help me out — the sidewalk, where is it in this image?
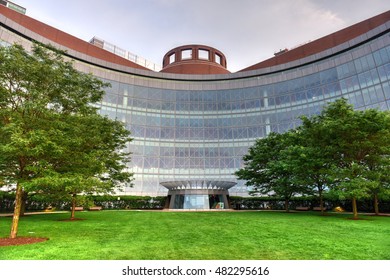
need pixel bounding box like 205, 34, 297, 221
0, 211, 68, 217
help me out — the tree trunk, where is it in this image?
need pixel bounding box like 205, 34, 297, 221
319, 188, 325, 216
10, 183, 23, 239
285, 199, 290, 213
352, 197, 358, 220
374, 193, 379, 216
71, 194, 76, 220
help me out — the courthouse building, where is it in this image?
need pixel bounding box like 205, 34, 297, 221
1, 5, 390, 209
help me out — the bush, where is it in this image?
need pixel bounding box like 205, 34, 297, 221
90, 195, 166, 210
0, 191, 167, 212
229, 195, 390, 213
0, 191, 15, 212
1, 191, 389, 213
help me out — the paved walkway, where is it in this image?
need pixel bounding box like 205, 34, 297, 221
0, 211, 68, 217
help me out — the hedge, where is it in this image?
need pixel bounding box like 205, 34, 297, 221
1, 191, 389, 213
229, 196, 390, 213
0, 192, 166, 212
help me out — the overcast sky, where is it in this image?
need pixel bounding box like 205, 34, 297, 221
14, 0, 390, 72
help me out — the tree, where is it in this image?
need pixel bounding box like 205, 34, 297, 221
301, 99, 390, 219
236, 99, 390, 218
360, 110, 390, 215
236, 132, 309, 212
287, 115, 340, 215
369, 165, 390, 215
0, 43, 133, 238
22, 113, 133, 220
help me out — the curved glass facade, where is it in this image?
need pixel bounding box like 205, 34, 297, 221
92, 31, 390, 196
1, 13, 390, 197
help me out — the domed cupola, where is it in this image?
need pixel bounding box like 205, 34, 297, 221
160, 44, 230, 74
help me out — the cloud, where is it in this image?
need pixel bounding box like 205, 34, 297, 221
15, 0, 389, 72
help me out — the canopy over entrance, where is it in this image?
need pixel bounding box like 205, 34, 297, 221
160, 180, 236, 210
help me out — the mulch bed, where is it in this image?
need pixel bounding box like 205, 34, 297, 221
0, 237, 48, 247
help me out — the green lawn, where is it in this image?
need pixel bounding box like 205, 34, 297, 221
0, 210, 389, 260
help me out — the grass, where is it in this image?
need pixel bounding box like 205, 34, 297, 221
0, 210, 389, 260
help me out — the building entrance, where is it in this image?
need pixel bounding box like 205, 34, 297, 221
160, 180, 236, 210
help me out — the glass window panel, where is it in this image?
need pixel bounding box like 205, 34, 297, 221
161, 128, 174, 139
233, 128, 247, 139
373, 84, 385, 103
103, 93, 117, 104
129, 156, 143, 169
358, 69, 380, 88
383, 81, 390, 99
374, 46, 390, 65
182, 49, 192, 60
354, 92, 365, 108
268, 97, 275, 106
218, 102, 231, 111
169, 53, 175, 64
189, 128, 204, 139
160, 157, 174, 169
161, 117, 175, 127
275, 82, 289, 96
199, 49, 209, 60
218, 117, 232, 127
323, 83, 340, 97
320, 68, 338, 84
230, 102, 242, 111
161, 102, 175, 111
340, 75, 360, 94
294, 91, 307, 102
378, 63, 390, 82
133, 86, 148, 99
204, 128, 219, 139
337, 61, 356, 79
131, 125, 145, 137
220, 128, 233, 139
362, 88, 371, 105
289, 78, 305, 92
176, 91, 189, 102
304, 72, 321, 88
354, 54, 375, 72
160, 146, 174, 157
215, 54, 222, 64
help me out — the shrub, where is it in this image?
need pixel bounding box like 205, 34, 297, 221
1, 191, 389, 213
0, 191, 167, 212
229, 195, 390, 213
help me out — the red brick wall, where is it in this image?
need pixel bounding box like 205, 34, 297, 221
161, 62, 231, 75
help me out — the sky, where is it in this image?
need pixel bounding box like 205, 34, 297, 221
13, 0, 390, 72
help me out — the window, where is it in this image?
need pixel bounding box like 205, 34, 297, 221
199, 49, 209, 60
215, 53, 222, 64
182, 49, 192, 60
168, 53, 175, 64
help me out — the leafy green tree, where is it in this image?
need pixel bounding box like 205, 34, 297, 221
22, 113, 133, 220
370, 165, 390, 215
0, 43, 132, 238
279, 143, 330, 214
235, 133, 282, 193
237, 99, 390, 218
361, 111, 390, 215
287, 114, 340, 215
236, 132, 309, 212
301, 99, 390, 219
